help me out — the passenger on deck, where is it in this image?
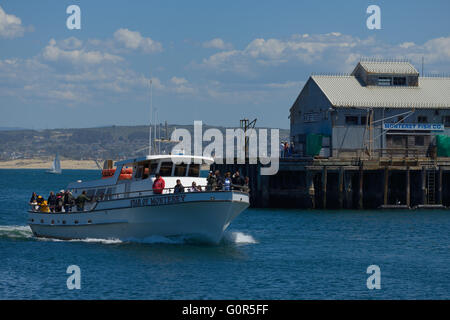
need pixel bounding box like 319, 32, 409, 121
224, 172, 231, 191
174, 179, 184, 194
29, 192, 37, 204
48, 191, 57, 213
189, 181, 201, 192
215, 170, 223, 191
232, 170, 244, 190
55, 194, 63, 212
243, 176, 250, 193
206, 171, 217, 191
76, 191, 91, 211
152, 174, 165, 194
64, 190, 75, 213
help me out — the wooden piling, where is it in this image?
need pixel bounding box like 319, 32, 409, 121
338, 167, 344, 209
406, 167, 410, 208
438, 166, 443, 205
358, 165, 364, 209
422, 167, 427, 205
383, 167, 389, 205
322, 166, 327, 209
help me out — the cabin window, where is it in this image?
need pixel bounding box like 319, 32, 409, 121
392, 136, 405, 147
159, 162, 173, 176
105, 187, 115, 200
345, 116, 358, 125
86, 189, 95, 198
418, 116, 428, 123
188, 164, 200, 177
96, 188, 106, 199
135, 166, 143, 179
378, 77, 392, 86
142, 163, 157, 179
393, 77, 406, 86
174, 164, 187, 176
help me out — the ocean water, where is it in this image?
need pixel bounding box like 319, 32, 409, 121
0, 169, 449, 300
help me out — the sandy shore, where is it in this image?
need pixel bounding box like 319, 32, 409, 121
0, 158, 99, 170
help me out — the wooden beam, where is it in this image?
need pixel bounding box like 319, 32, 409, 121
322, 166, 327, 209
406, 167, 410, 208
383, 167, 389, 205
338, 167, 344, 209
359, 165, 364, 209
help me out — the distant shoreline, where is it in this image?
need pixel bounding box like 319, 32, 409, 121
0, 159, 99, 170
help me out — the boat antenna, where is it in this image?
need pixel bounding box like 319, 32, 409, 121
149, 75, 153, 155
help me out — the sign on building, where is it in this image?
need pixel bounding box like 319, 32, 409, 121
383, 123, 445, 131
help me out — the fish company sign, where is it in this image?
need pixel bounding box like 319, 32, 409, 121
131, 194, 186, 207
383, 123, 445, 131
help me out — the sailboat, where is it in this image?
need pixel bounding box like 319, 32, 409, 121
46, 153, 62, 174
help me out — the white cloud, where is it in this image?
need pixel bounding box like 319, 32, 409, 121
42, 38, 123, 65
0, 5, 26, 38
202, 38, 232, 50
170, 76, 188, 85
198, 33, 450, 75
114, 28, 162, 53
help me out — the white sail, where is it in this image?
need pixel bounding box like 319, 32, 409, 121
47, 153, 62, 174
54, 153, 61, 173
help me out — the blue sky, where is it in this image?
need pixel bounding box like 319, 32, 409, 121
0, 0, 449, 129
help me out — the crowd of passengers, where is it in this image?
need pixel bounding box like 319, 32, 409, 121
30, 170, 250, 213
29, 190, 91, 213
152, 170, 250, 195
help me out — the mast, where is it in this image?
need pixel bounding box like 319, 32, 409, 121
149, 77, 153, 155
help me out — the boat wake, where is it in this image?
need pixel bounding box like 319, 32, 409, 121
0, 225, 257, 246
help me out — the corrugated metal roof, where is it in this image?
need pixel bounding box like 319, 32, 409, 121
311, 75, 450, 109
356, 60, 419, 75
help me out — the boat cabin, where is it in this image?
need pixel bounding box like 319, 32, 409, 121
67, 155, 214, 199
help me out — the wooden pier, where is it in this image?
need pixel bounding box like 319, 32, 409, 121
213, 157, 450, 209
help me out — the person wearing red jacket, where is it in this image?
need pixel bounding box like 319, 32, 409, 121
152, 173, 165, 194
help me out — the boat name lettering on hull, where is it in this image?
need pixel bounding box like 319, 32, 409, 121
131, 195, 186, 207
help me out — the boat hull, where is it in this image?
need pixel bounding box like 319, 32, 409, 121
28, 191, 249, 243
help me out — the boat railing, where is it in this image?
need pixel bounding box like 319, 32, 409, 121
29, 184, 249, 214
97, 184, 249, 202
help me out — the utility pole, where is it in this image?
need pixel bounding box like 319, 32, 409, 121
240, 118, 257, 158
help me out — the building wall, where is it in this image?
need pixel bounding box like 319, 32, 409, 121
290, 78, 333, 151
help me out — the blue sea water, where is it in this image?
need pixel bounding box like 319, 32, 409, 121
0, 169, 449, 299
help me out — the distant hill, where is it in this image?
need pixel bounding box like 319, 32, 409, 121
0, 127, 25, 131
0, 124, 289, 161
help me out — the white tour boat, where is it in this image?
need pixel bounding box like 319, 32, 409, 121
28, 155, 249, 243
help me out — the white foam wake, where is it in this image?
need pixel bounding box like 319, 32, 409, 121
0, 225, 257, 246
0, 225, 33, 239
222, 231, 258, 244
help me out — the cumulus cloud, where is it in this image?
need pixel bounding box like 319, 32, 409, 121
202, 38, 232, 50
114, 28, 162, 53
42, 38, 123, 65
0, 5, 27, 38
198, 32, 450, 74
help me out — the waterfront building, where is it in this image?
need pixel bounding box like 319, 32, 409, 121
289, 59, 450, 159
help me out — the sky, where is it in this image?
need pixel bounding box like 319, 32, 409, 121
0, 0, 449, 130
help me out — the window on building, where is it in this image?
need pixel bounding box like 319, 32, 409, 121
392, 136, 405, 147
393, 77, 406, 86
415, 136, 425, 146
418, 116, 428, 123
360, 116, 367, 125
378, 77, 392, 86
442, 116, 450, 126
345, 116, 359, 125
